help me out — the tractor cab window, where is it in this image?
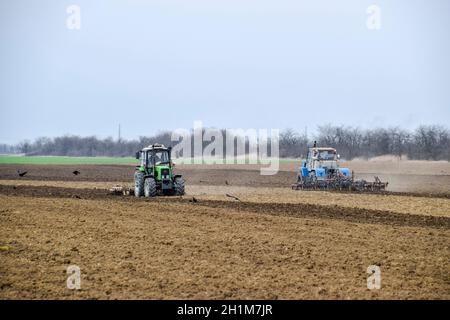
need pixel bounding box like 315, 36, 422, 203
148, 150, 169, 165
318, 150, 336, 160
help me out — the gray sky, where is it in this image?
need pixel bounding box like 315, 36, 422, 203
1, 0, 449, 144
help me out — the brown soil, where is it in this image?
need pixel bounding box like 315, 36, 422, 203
0, 163, 449, 299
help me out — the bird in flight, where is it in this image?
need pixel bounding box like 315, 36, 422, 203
17, 170, 28, 177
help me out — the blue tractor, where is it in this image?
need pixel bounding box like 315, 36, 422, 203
293, 142, 387, 191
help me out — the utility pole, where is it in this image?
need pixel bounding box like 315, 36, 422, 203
118, 124, 121, 143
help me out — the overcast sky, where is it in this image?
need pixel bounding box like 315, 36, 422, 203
1, 0, 449, 144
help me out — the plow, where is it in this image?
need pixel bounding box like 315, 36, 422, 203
292, 142, 388, 192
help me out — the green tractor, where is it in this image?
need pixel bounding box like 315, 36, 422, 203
134, 144, 185, 197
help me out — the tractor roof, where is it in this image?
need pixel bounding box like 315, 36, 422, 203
142, 144, 169, 151
310, 147, 337, 152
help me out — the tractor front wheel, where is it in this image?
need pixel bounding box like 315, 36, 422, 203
134, 171, 144, 197
144, 178, 157, 197
174, 177, 185, 196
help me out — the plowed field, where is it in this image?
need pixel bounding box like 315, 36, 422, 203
0, 163, 449, 299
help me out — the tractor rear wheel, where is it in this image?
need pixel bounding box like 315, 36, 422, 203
174, 177, 185, 196
134, 171, 144, 197
144, 177, 157, 197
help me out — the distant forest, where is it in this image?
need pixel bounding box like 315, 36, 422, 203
0, 125, 449, 161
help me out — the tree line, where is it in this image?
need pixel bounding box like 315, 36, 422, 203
1, 125, 448, 161
279, 125, 449, 160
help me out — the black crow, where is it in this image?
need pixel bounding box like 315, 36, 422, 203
17, 170, 27, 177
72, 170, 80, 175
189, 197, 198, 203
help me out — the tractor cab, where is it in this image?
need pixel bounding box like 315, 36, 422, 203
136, 145, 171, 167
306, 147, 340, 176
311, 148, 338, 161
151, 150, 169, 165
298, 142, 351, 186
